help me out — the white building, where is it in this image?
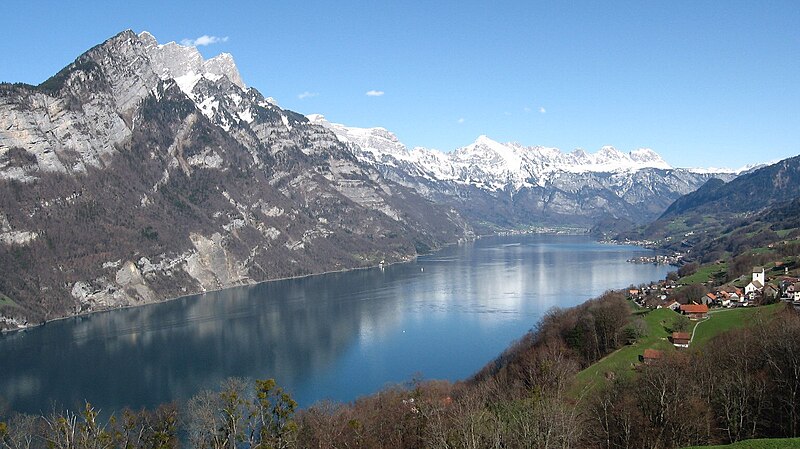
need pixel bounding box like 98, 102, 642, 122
753, 267, 765, 286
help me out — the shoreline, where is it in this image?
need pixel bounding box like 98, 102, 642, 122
0, 253, 422, 336
0, 232, 673, 416
0, 227, 594, 336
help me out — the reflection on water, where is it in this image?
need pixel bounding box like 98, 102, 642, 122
0, 235, 670, 413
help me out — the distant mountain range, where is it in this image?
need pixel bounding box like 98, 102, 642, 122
659, 154, 800, 220
307, 115, 744, 232
0, 30, 776, 324
636, 155, 800, 262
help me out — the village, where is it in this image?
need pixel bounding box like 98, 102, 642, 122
631, 263, 800, 364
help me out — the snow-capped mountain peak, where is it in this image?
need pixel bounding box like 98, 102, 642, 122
138, 31, 245, 93
461, 135, 523, 167
630, 148, 659, 161
596, 146, 626, 161
202, 52, 245, 89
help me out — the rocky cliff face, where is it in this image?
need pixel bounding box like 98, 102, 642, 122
0, 31, 470, 326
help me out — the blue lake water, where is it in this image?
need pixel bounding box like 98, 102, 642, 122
0, 234, 671, 414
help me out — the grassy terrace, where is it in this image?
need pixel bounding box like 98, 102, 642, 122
0, 293, 17, 308
692, 302, 784, 346
572, 302, 785, 397
683, 438, 800, 448
680, 262, 728, 284
776, 228, 799, 238
571, 307, 690, 396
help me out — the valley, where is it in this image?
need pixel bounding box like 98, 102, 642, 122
0, 31, 750, 328
1, 24, 798, 449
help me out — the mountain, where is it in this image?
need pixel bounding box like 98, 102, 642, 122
659, 155, 800, 219
307, 115, 737, 232
0, 31, 469, 325
634, 155, 800, 261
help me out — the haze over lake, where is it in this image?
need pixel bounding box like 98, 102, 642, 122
0, 234, 671, 413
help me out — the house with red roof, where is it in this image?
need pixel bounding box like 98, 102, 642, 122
672, 332, 691, 348
680, 303, 709, 320
642, 349, 663, 365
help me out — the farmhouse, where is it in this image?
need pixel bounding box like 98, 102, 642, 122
642, 349, 663, 365
680, 304, 709, 320
672, 332, 691, 348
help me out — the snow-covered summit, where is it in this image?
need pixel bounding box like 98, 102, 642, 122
309, 115, 677, 191
557, 146, 671, 173
133, 31, 267, 131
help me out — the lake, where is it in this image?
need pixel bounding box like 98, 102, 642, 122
0, 234, 671, 414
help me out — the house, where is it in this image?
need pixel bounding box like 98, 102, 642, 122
718, 285, 744, 304
680, 304, 709, 320
702, 292, 717, 305
667, 300, 681, 311
642, 349, 663, 365
644, 297, 663, 309
672, 332, 691, 348
764, 284, 780, 302
781, 280, 797, 299
710, 290, 728, 306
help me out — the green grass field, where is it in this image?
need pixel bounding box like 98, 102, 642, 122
572, 303, 786, 397
680, 263, 728, 284
571, 307, 690, 396
691, 303, 784, 347
776, 229, 798, 238
0, 293, 17, 308
682, 437, 800, 448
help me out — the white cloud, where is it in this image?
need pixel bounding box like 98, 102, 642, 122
523, 106, 532, 113
539, 106, 546, 114
457, 118, 465, 124
180, 35, 229, 47
365, 90, 385, 97
297, 91, 319, 100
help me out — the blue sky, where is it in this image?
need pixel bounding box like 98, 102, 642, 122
1, 1, 798, 168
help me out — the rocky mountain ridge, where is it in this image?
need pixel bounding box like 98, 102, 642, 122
307, 115, 739, 231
